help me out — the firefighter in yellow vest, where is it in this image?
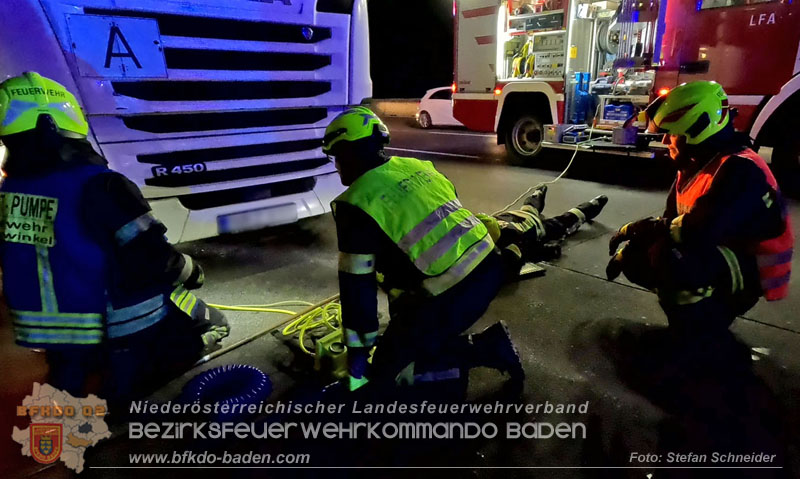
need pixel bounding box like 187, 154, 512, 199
322, 107, 526, 393
607, 81, 793, 335
0, 72, 229, 398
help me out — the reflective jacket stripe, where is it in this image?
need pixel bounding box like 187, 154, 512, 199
338, 253, 376, 275
397, 199, 462, 251
36, 246, 58, 314
106, 294, 169, 338
761, 271, 791, 292
106, 295, 164, 324
670, 215, 684, 243
567, 207, 586, 222
176, 254, 194, 284
660, 287, 716, 306
172, 288, 188, 304
506, 206, 546, 239
344, 327, 378, 348
12, 310, 103, 328
393, 362, 461, 386
15, 328, 104, 345
107, 305, 168, 339
170, 286, 199, 317
404, 208, 474, 269
415, 368, 461, 383
115, 212, 161, 246
182, 292, 198, 316
757, 249, 793, 268
422, 234, 494, 296
717, 246, 744, 293
413, 215, 482, 272
12, 310, 103, 346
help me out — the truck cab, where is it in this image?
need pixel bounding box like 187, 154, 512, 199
0, 0, 372, 242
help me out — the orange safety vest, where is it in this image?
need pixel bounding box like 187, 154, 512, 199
675, 148, 793, 301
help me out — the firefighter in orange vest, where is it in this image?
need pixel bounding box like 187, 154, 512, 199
607, 81, 793, 334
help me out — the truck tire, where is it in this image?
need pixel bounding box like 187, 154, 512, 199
504, 113, 544, 165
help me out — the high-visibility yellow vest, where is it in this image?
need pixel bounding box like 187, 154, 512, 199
332, 157, 493, 296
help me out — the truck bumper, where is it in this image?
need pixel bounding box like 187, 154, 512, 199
150, 172, 343, 243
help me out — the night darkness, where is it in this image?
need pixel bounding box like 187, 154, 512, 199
367, 0, 454, 99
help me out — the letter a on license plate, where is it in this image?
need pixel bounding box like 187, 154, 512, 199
67, 15, 168, 79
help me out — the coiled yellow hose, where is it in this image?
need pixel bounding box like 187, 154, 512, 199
206, 300, 342, 356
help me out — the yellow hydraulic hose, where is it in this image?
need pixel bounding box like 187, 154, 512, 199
206, 299, 343, 356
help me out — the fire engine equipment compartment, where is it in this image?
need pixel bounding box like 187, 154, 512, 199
543, 0, 663, 156
455, 0, 800, 191
502, 1, 568, 81
457, 0, 665, 160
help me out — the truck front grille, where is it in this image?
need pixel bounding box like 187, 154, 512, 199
67, 2, 347, 208
145, 158, 330, 188
122, 108, 328, 133
163, 49, 331, 72
83, 8, 332, 43
137, 139, 323, 165
111, 81, 331, 102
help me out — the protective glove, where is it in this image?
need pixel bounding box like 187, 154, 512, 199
606, 246, 626, 282
608, 217, 671, 255
476, 213, 501, 243
183, 261, 205, 290
606, 238, 663, 290
347, 347, 371, 391
201, 325, 230, 352
197, 304, 230, 352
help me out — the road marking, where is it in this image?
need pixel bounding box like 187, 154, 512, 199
425, 131, 496, 138
385, 147, 481, 159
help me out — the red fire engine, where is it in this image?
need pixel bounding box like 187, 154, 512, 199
453, 0, 800, 192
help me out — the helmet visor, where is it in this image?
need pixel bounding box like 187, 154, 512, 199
644, 96, 667, 134
321, 128, 347, 153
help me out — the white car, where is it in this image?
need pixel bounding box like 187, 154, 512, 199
416, 87, 464, 129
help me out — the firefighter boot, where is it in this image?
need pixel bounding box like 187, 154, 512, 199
562, 194, 609, 236
576, 194, 608, 222
523, 184, 548, 213
470, 321, 525, 383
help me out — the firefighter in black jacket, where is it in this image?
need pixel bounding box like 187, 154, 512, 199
607, 81, 793, 335
0, 72, 229, 399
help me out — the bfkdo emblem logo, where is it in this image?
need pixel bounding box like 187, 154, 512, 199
31, 423, 62, 464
